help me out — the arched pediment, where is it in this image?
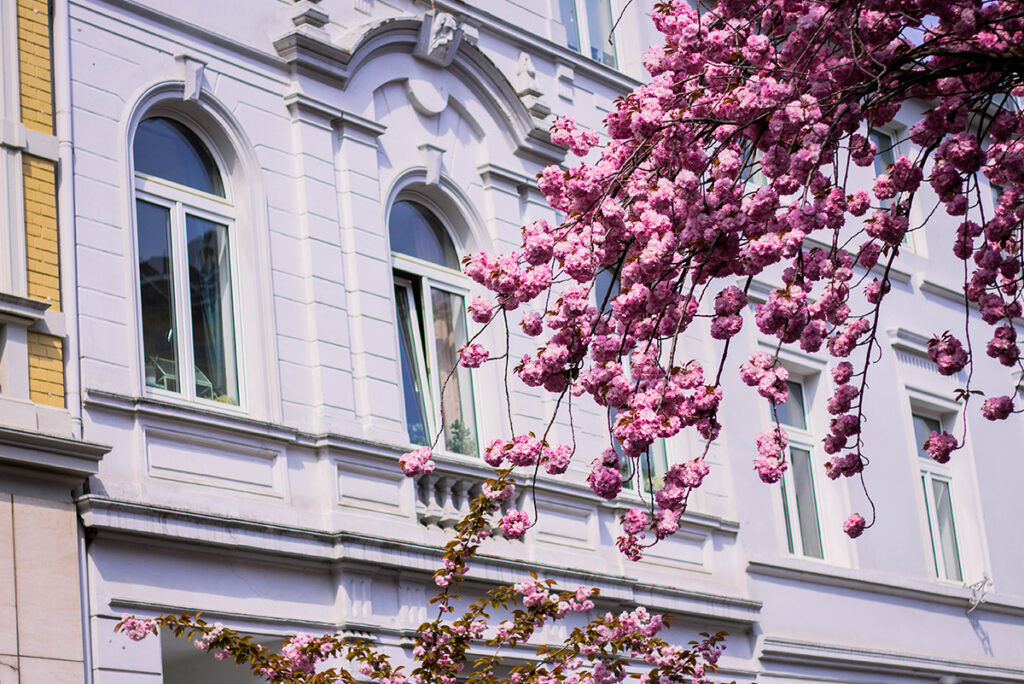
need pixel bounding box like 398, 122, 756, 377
273, 11, 565, 166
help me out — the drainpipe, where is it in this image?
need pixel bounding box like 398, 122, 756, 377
51, 0, 92, 681
52, 0, 82, 439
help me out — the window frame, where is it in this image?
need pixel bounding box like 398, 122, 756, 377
389, 201, 481, 458
910, 405, 965, 582
771, 376, 826, 560
559, 0, 619, 68
867, 126, 925, 255
131, 118, 246, 411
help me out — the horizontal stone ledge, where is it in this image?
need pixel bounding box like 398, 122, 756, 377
81, 495, 760, 624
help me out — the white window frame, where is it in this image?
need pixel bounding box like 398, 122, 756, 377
909, 405, 965, 582
132, 131, 245, 411
558, 0, 619, 68
867, 126, 926, 256
390, 214, 481, 458
771, 374, 828, 561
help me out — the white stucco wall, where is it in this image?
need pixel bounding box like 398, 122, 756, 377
64, 1, 1024, 682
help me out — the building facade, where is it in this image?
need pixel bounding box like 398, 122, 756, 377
0, 0, 109, 681
2, 0, 1023, 682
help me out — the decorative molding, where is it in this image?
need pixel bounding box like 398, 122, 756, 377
0, 291, 49, 326
333, 109, 387, 139
0, 119, 59, 160
413, 11, 462, 67
173, 54, 207, 102
79, 494, 761, 624
418, 143, 445, 185
555, 61, 575, 102
759, 636, 1024, 683
887, 326, 932, 358
0, 425, 108, 484
514, 52, 550, 119
747, 557, 1024, 617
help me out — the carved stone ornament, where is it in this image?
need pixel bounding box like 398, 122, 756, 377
414, 11, 462, 67
515, 52, 550, 119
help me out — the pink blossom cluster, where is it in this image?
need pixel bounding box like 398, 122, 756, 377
588, 448, 624, 500
925, 430, 958, 463
193, 622, 229, 660
982, 395, 1015, 421
500, 509, 530, 539
753, 428, 788, 483
454, 0, 1024, 549
458, 343, 489, 368
120, 615, 157, 641
740, 352, 789, 404
399, 446, 435, 477
928, 333, 968, 376
843, 513, 866, 539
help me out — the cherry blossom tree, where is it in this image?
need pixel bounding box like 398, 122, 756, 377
119, 0, 1024, 680
460, 0, 1024, 550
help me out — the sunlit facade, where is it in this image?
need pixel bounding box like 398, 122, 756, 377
2, 0, 1023, 682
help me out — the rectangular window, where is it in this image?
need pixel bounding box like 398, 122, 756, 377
784, 447, 823, 558
772, 377, 824, 559
559, 0, 617, 68
913, 410, 963, 581
394, 273, 477, 456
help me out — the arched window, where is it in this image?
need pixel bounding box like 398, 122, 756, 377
133, 116, 240, 405
390, 200, 477, 455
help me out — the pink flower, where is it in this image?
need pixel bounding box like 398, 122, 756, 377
520, 311, 544, 336
542, 443, 572, 474
120, 616, 157, 641
399, 446, 435, 477
843, 513, 866, 539
469, 297, 494, 324
925, 431, 958, 463
500, 509, 530, 539
927, 333, 968, 376
622, 508, 649, 534
832, 361, 854, 385
458, 343, 489, 368
982, 396, 1014, 421
754, 428, 788, 483
588, 461, 624, 500
483, 438, 505, 467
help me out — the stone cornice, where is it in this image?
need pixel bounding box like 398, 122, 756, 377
759, 636, 1024, 682
80, 494, 761, 625
747, 556, 1024, 618
0, 425, 109, 484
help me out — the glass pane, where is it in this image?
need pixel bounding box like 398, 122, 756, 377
642, 440, 668, 491
595, 268, 619, 314
932, 479, 963, 581
912, 414, 942, 460
136, 200, 178, 393
389, 201, 459, 269
395, 283, 430, 447
585, 0, 617, 67
922, 477, 940, 576
870, 129, 895, 210
780, 477, 796, 554
559, 0, 581, 51
431, 288, 477, 455
791, 447, 823, 558
186, 215, 238, 404
134, 118, 225, 197
774, 380, 806, 430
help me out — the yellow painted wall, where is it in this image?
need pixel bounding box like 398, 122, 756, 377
16, 0, 53, 135
27, 332, 64, 407
23, 155, 60, 311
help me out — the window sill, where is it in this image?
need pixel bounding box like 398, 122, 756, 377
747, 554, 1024, 615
